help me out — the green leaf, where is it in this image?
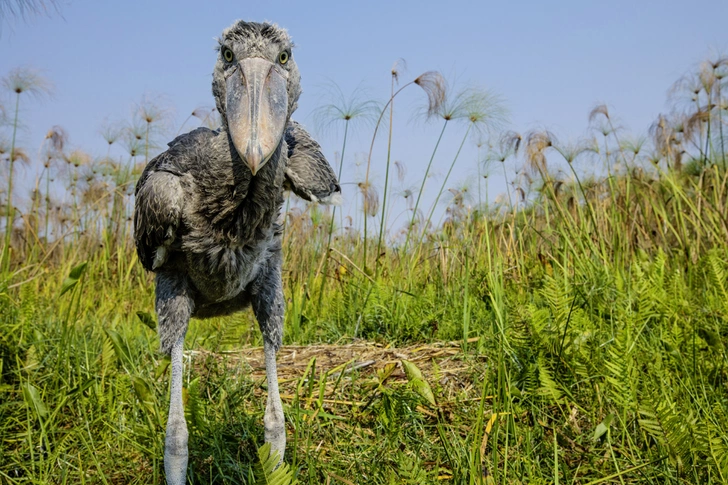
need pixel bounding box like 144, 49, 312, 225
402, 360, 436, 406
592, 413, 614, 442
59, 279, 77, 296
401, 360, 424, 381
136, 311, 157, 331
155, 357, 171, 379
377, 362, 397, 386
698, 328, 723, 351
65, 379, 95, 400
22, 382, 48, 419
132, 375, 158, 422
23, 344, 39, 372
105, 328, 131, 368
253, 442, 298, 485
132, 376, 153, 404
411, 378, 436, 406
60, 261, 88, 297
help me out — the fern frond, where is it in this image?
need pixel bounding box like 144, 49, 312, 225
536, 355, 563, 402
638, 394, 704, 474
100, 336, 116, 376
706, 250, 728, 301
253, 443, 298, 485
186, 377, 207, 431
19, 283, 37, 326
604, 328, 636, 410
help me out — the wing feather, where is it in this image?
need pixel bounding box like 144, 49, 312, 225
134, 158, 185, 271
284, 121, 341, 204
134, 128, 216, 271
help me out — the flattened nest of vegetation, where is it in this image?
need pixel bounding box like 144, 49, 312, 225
192, 338, 487, 410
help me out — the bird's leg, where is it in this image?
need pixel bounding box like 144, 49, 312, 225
252, 256, 286, 463
155, 272, 194, 485
165, 336, 188, 485
263, 339, 285, 462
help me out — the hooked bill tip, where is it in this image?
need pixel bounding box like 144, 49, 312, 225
245, 145, 264, 175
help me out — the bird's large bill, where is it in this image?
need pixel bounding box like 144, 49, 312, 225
226, 57, 289, 175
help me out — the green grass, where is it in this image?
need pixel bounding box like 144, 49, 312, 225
2, 59, 728, 483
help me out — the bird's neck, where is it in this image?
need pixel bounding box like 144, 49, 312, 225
201, 131, 287, 244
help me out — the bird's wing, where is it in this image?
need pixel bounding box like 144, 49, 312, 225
134, 153, 186, 272
134, 128, 216, 271
283, 121, 342, 204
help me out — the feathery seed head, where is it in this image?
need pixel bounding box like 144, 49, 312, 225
515, 187, 526, 202
313, 82, 380, 134
191, 106, 211, 119
44, 125, 67, 153
621, 136, 646, 157
595, 121, 612, 137
684, 108, 711, 144
81, 180, 111, 206
65, 149, 91, 168
99, 122, 122, 146
524, 130, 555, 175
650, 113, 678, 157
1, 67, 52, 98
414, 71, 446, 118
190, 106, 220, 129
122, 130, 144, 158
500, 131, 522, 155
520, 171, 533, 186
425, 83, 467, 122
137, 97, 172, 127
127, 120, 145, 141
698, 61, 717, 94
399, 187, 416, 209
11, 147, 30, 165
447, 188, 464, 207
202, 108, 221, 129
463, 87, 508, 134
713, 59, 728, 80
394, 160, 406, 183
670, 72, 706, 109
391, 58, 407, 84
588, 104, 610, 123
358, 181, 379, 217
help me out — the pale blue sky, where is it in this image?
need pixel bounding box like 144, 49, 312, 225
1, 0, 726, 229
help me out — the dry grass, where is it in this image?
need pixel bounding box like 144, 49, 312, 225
200, 339, 485, 406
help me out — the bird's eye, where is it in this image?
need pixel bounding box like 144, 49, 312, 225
278, 51, 289, 65
222, 47, 234, 63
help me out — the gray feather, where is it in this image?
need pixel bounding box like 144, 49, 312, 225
284, 121, 341, 204
134, 168, 184, 272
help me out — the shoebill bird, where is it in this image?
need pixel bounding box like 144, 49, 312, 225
134, 20, 340, 485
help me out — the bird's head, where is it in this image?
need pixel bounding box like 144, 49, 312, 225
212, 21, 302, 175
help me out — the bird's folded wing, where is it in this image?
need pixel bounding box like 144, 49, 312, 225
284, 121, 342, 204
134, 155, 185, 272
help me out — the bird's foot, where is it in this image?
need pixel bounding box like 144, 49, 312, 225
165, 418, 188, 485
